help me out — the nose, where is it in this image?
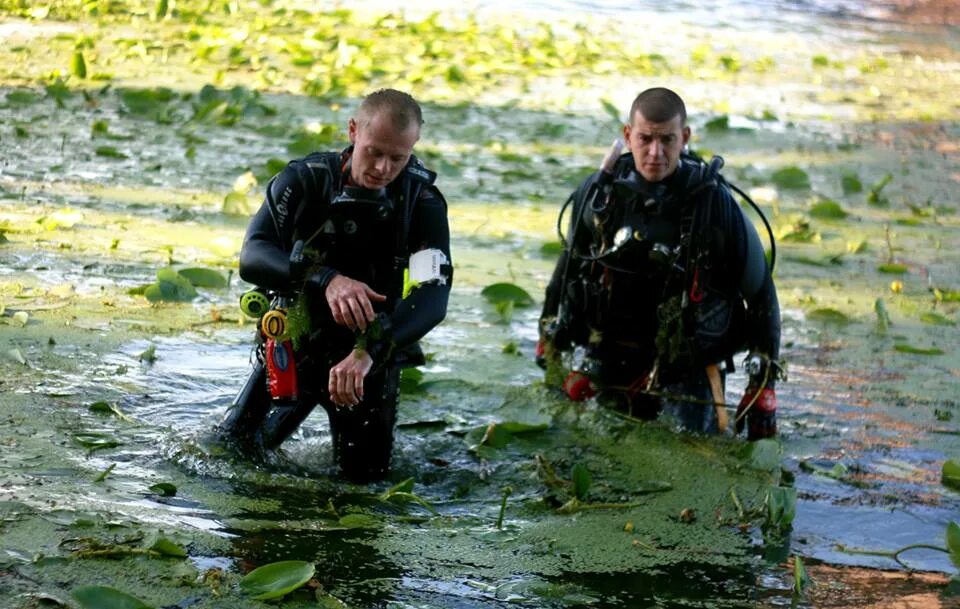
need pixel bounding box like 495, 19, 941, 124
374, 157, 391, 175
647, 140, 663, 158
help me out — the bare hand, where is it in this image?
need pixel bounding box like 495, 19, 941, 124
328, 349, 374, 407
325, 275, 387, 331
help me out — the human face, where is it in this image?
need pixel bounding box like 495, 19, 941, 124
347, 112, 419, 189
623, 112, 690, 183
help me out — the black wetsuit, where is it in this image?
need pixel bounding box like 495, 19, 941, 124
225, 147, 451, 481
541, 152, 780, 430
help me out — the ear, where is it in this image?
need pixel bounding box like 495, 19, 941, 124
622, 123, 632, 150
681, 125, 691, 147
348, 118, 359, 144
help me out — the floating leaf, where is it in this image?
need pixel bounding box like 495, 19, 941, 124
942, 460, 960, 492
704, 115, 729, 132
494, 300, 514, 323
877, 263, 907, 274
399, 368, 425, 394
154, 0, 168, 20
176, 267, 227, 288
148, 482, 177, 497
571, 463, 591, 501
94, 463, 116, 482
139, 344, 157, 363
874, 298, 891, 332
95, 146, 128, 159
240, 561, 315, 600
809, 199, 847, 219
740, 438, 782, 471
771, 167, 810, 190
807, 308, 851, 325
846, 240, 868, 254
792, 555, 810, 597
89, 401, 132, 421
867, 172, 893, 205
920, 312, 955, 326
481, 283, 533, 306
841, 173, 863, 194
71, 51, 87, 79
947, 521, 960, 568
893, 343, 944, 355
7, 90, 41, 104
766, 485, 796, 531
72, 586, 153, 609
540, 241, 563, 256
144, 268, 198, 302
73, 433, 121, 452
148, 536, 187, 558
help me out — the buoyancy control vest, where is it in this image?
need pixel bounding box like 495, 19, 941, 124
568, 152, 750, 370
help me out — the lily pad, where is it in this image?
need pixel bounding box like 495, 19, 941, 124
481, 282, 534, 306
771, 166, 810, 190
176, 267, 227, 288
893, 343, 944, 356
240, 561, 316, 600
809, 199, 847, 219
72, 585, 153, 609
947, 521, 960, 568
877, 263, 907, 274
943, 460, 960, 492
919, 312, 955, 326
807, 308, 852, 325
571, 463, 592, 500
148, 482, 177, 496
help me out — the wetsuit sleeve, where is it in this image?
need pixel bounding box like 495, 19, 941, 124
540, 175, 596, 327
238, 162, 338, 291
715, 188, 781, 363
374, 185, 452, 357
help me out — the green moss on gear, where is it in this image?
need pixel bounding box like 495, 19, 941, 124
655, 294, 686, 365
284, 294, 312, 351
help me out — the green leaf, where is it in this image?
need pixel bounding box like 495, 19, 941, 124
704, 115, 729, 132
155, 0, 168, 19
877, 263, 907, 274
73, 433, 121, 452
867, 172, 893, 205
6, 90, 41, 104
71, 51, 87, 79
148, 537, 187, 558
72, 585, 153, 609
89, 401, 132, 422
95, 146, 128, 159
481, 283, 533, 306
942, 460, 960, 491
139, 344, 157, 363
807, 308, 851, 325
177, 267, 226, 288
893, 343, 944, 356
94, 463, 116, 482
144, 268, 198, 302
540, 241, 564, 256
874, 298, 891, 332
600, 98, 621, 122
399, 368, 424, 394
766, 485, 797, 530
946, 521, 960, 568
240, 560, 316, 600
809, 199, 847, 219
771, 166, 810, 190
494, 300, 514, 323
841, 173, 862, 194
919, 312, 955, 326
792, 555, 810, 596
571, 463, 591, 501
337, 513, 381, 529
740, 438, 782, 471
149, 482, 177, 496
381, 478, 415, 497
